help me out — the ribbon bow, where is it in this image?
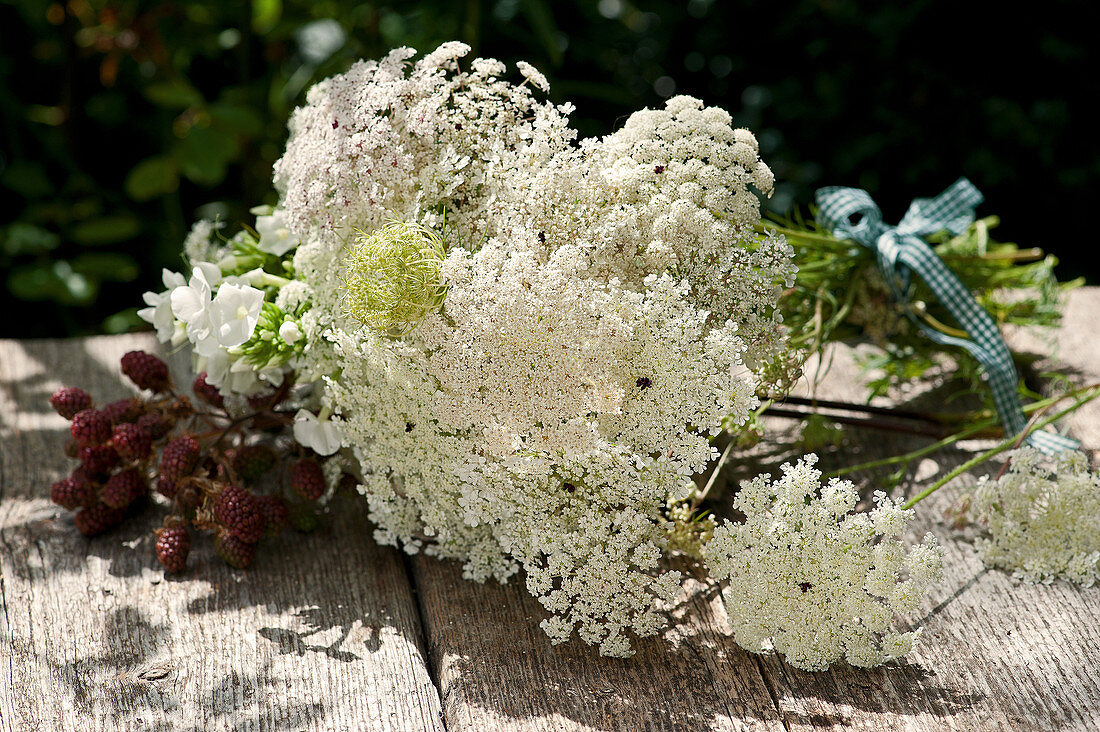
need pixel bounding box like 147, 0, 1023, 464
815, 178, 1076, 454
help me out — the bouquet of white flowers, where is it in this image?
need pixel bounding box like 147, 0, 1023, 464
46, 42, 1098, 672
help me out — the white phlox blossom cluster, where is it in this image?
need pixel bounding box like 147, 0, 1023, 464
971, 447, 1100, 586
703, 455, 943, 671
138, 213, 306, 397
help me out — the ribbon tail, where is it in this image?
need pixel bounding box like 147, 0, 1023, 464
895, 238, 1078, 454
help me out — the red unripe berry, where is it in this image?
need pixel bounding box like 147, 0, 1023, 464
101, 468, 148, 509
215, 485, 265, 543
137, 412, 172, 439
231, 445, 276, 483
112, 422, 153, 462
290, 458, 326, 501
50, 472, 95, 510
155, 476, 178, 499
120, 351, 171, 393
73, 503, 126, 536
70, 409, 111, 447
49, 387, 92, 420
79, 444, 120, 477
192, 372, 224, 408
215, 532, 256, 569
257, 495, 290, 536
160, 435, 201, 480
155, 526, 191, 573
102, 397, 144, 425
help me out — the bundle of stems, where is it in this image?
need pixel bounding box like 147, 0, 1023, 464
764, 212, 1080, 403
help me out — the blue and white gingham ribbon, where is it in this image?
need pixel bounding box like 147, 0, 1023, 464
815, 178, 1076, 453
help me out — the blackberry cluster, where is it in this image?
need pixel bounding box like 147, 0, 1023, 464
47, 350, 336, 574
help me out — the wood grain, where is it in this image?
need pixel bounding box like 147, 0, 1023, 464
0, 335, 444, 732
3, 290, 1100, 731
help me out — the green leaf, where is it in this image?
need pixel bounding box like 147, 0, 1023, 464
209, 103, 263, 136
6, 260, 96, 305
0, 160, 53, 198
2, 222, 60, 255
252, 0, 282, 34
175, 126, 237, 186
71, 252, 139, 282
70, 215, 141, 246
125, 156, 179, 201
102, 308, 145, 334
519, 0, 563, 66
144, 79, 203, 109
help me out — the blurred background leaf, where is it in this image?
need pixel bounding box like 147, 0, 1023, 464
0, 0, 1095, 337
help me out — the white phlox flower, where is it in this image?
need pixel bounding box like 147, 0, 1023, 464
253, 207, 298, 256
209, 283, 265, 348
294, 409, 344, 456
137, 268, 187, 343
171, 262, 223, 345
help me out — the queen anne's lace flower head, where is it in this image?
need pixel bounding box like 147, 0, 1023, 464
143, 44, 804, 658
703, 455, 943, 670
342, 220, 447, 336
971, 447, 1100, 586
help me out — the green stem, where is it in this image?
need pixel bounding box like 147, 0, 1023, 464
759, 223, 845, 246
829, 389, 1083, 479
902, 387, 1100, 510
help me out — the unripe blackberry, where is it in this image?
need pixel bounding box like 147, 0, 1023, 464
155, 526, 190, 573
247, 391, 276, 411
112, 422, 152, 462
102, 397, 143, 425
215, 532, 256, 569
49, 387, 92, 420
73, 503, 126, 536
160, 435, 200, 480
79, 444, 120, 477
257, 495, 290, 536
137, 412, 172, 439
70, 409, 111, 447
120, 350, 171, 393
290, 458, 325, 501
50, 472, 95, 510
101, 468, 148, 509
289, 504, 319, 533
215, 485, 265, 543
192, 372, 224, 408
155, 476, 178, 499
231, 445, 276, 483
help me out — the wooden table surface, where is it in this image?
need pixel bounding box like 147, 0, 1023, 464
3, 289, 1100, 732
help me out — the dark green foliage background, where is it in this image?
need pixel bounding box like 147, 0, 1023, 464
1, 0, 1095, 337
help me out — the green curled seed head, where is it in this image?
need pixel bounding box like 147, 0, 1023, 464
341, 220, 448, 337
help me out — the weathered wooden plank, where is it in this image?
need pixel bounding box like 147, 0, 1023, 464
0, 336, 444, 732
410, 554, 786, 732
410, 288, 1100, 731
